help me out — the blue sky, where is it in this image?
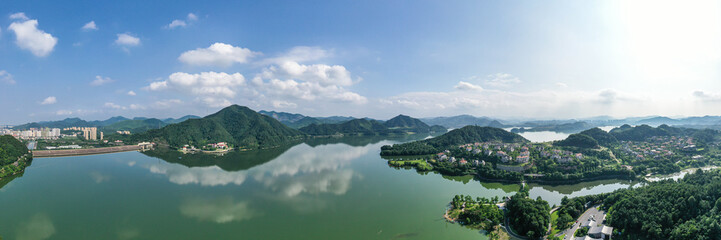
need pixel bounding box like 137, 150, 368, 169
2, 0, 721, 124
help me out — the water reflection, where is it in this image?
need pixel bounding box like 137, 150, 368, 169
16, 214, 55, 240
180, 197, 258, 223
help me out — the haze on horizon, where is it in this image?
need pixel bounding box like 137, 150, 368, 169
2, 0, 721, 125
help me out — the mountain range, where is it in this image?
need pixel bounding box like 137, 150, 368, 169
12, 115, 201, 132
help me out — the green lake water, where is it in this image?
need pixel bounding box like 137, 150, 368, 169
0, 137, 638, 239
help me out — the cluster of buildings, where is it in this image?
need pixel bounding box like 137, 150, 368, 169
64, 127, 103, 140
116, 130, 131, 135
436, 150, 485, 166
619, 136, 695, 161
0, 128, 61, 140
577, 213, 613, 240
458, 142, 534, 164
541, 149, 584, 164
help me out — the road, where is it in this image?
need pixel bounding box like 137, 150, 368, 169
560, 205, 604, 240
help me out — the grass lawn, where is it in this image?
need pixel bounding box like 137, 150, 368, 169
549, 211, 561, 235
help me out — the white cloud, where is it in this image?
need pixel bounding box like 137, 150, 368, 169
187, 13, 198, 21
556, 82, 569, 88
178, 43, 258, 67
261, 46, 331, 64
82, 21, 98, 31
104, 102, 126, 110
455, 81, 483, 91
167, 19, 186, 29
40, 96, 56, 105
8, 18, 58, 57
153, 99, 183, 109
56, 110, 72, 115
127, 90, 136, 96
115, 33, 140, 46
90, 75, 114, 86
147, 72, 245, 107
261, 61, 354, 87
485, 73, 521, 87
129, 104, 145, 110
166, 13, 198, 29
9, 12, 28, 20
0, 70, 16, 84
16, 214, 55, 240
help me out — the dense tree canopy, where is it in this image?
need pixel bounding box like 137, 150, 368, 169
381, 126, 528, 156
506, 190, 550, 239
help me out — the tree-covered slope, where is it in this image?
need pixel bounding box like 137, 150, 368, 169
102, 118, 168, 134
578, 127, 618, 146
0, 135, 28, 166
384, 115, 430, 130
609, 124, 671, 141
553, 133, 599, 148
381, 126, 528, 156
141, 105, 305, 148
299, 119, 390, 136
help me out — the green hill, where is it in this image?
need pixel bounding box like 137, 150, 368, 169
299, 119, 390, 136
609, 124, 671, 141
381, 125, 528, 156
384, 114, 439, 133
140, 105, 305, 149
553, 133, 599, 148
102, 118, 168, 134
578, 127, 618, 146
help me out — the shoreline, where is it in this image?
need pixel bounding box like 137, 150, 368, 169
32, 145, 142, 158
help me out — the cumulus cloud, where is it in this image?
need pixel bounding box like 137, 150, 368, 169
455, 81, 483, 91
178, 43, 258, 67
40, 96, 56, 105
115, 33, 140, 46
484, 73, 520, 87
90, 75, 114, 86
261, 61, 354, 87
127, 90, 136, 96
82, 21, 98, 31
166, 13, 198, 29
0, 70, 16, 84
8, 16, 58, 57
147, 72, 245, 107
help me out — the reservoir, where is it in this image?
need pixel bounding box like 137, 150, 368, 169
0, 137, 635, 239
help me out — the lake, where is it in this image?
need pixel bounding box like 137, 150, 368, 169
0, 137, 636, 239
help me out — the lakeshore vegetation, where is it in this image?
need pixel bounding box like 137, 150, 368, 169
0, 135, 31, 179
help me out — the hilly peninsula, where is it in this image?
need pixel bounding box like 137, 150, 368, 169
381, 125, 528, 156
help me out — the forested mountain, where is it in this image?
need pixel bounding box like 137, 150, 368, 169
553, 133, 599, 148
609, 124, 672, 141
299, 119, 390, 136
102, 118, 168, 134
259, 110, 355, 129
13, 115, 199, 130
384, 114, 446, 133
139, 105, 305, 149
421, 115, 506, 129
381, 126, 528, 156
578, 127, 618, 146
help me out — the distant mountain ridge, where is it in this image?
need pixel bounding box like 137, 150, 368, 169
299, 114, 446, 136
421, 115, 506, 129
259, 110, 356, 129
12, 115, 200, 130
